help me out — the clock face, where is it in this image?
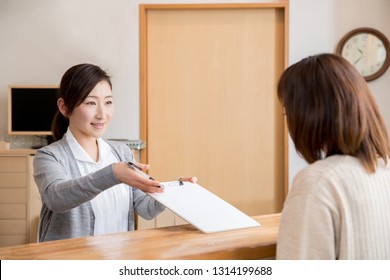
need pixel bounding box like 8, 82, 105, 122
341, 33, 387, 78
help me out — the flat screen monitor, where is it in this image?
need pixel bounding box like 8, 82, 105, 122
8, 85, 59, 137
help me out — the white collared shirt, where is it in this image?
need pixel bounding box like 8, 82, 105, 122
65, 129, 129, 235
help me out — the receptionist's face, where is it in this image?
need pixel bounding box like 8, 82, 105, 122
68, 80, 114, 143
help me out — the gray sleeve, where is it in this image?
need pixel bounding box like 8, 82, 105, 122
133, 188, 166, 220
33, 149, 120, 213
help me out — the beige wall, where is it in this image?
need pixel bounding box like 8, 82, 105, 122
0, 0, 389, 187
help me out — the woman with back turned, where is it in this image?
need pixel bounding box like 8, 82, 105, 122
276, 53, 390, 259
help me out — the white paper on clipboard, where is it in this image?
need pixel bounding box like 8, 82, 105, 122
148, 182, 261, 233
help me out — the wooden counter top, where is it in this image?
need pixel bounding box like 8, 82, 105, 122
0, 213, 280, 260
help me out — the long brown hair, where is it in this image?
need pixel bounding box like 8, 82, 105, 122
51, 63, 112, 141
277, 53, 390, 172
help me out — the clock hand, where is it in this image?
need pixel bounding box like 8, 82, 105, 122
354, 55, 363, 65
357, 48, 364, 55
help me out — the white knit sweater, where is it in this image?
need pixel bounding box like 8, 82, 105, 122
277, 155, 390, 259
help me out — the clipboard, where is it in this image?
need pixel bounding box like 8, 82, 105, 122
148, 181, 261, 233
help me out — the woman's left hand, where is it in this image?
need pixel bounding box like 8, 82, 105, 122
177, 177, 197, 183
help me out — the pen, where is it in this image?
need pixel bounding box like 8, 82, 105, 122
126, 162, 156, 181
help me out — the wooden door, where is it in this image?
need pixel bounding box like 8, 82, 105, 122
139, 3, 289, 228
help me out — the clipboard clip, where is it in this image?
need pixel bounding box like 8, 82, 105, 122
160, 179, 184, 188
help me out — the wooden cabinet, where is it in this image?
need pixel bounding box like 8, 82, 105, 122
0, 147, 142, 244
0, 150, 41, 247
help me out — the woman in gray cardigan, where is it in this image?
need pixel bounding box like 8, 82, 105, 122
34, 64, 195, 242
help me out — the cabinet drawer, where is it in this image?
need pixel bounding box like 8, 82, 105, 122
0, 204, 26, 219
0, 156, 27, 172
0, 235, 27, 247
0, 189, 27, 203
0, 173, 27, 188
0, 220, 26, 235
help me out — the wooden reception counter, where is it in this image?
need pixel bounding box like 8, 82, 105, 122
0, 213, 280, 260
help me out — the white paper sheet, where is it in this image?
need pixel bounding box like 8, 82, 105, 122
148, 182, 261, 233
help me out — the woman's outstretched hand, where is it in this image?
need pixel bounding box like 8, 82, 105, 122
114, 162, 198, 193
114, 162, 163, 193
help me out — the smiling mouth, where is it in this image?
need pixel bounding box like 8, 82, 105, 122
91, 123, 104, 128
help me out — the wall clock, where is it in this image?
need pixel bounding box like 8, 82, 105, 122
336, 27, 390, 81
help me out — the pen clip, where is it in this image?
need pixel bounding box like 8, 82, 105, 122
127, 161, 142, 171
126, 161, 156, 181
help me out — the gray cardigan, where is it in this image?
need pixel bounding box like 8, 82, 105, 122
33, 138, 165, 242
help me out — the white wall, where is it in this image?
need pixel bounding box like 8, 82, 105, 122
0, 0, 138, 144
0, 0, 389, 187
